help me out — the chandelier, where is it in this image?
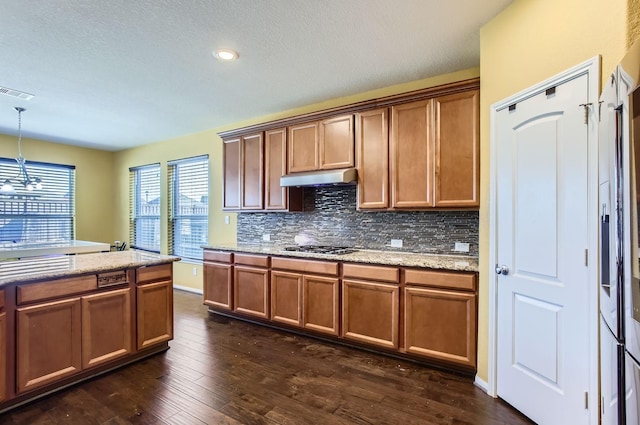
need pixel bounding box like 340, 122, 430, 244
1, 107, 42, 194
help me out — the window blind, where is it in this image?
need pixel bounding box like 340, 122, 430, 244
0, 158, 75, 244
168, 156, 209, 260
129, 164, 161, 253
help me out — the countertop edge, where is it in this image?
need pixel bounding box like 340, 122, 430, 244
202, 245, 478, 273
0, 252, 181, 286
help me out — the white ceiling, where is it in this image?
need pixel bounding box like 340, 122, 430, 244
0, 0, 512, 152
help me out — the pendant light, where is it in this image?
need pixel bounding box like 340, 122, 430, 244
1, 107, 42, 195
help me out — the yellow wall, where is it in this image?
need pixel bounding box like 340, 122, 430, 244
0, 135, 115, 243
478, 0, 633, 383
113, 67, 480, 291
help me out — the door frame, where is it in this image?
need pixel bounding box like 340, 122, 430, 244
487, 56, 600, 424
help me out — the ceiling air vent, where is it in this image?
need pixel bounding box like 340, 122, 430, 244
0, 86, 34, 100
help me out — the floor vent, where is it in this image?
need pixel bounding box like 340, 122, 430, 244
0, 86, 34, 100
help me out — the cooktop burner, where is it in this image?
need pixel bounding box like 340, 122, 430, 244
283, 245, 358, 255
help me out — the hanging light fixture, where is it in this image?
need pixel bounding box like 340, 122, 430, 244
1, 107, 42, 195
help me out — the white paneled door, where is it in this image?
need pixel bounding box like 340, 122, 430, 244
495, 74, 591, 424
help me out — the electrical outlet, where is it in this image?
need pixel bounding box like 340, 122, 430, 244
454, 242, 470, 253
390, 239, 403, 248
224, 215, 230, 224
262, 234, 271, 242
192, 267, 197, 276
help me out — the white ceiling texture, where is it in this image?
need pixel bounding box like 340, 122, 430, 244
0, 0, 513, 151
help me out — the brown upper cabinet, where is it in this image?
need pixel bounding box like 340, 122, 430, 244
223, 131, 302, 212
434, 90, 479, 207
357, 87, 479, 210
288, 114, 354, 173
265, 128, 302, 210
220, 79, 479, 212
223, 132, 264, 210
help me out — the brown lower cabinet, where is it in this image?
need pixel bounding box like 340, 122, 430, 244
271, 271, 302, 326
137, 280, 173, 350
342, 279, 399, 349
17, 298, 82, 393
341, 264, 400, 349
82, 288, 132, 369
204, 249, 477, 372
203, 251, 234, 310
302, 275, 339, 336
270, 257, 340, 336
234, 264, 269, 319
0, 260, 175, 413
404, 286, 476, 368
233, 254, 269, 319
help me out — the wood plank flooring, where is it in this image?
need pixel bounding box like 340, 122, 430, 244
0, 290, 534, 424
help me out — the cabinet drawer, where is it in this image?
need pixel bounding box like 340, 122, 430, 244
204, 250, 233, 263
404, 269, 476, 292
17, 275, 97, 305
234, 254, 269, 268
271, 257, 339, 276
137, 264, 172, 285
343, 264, 399, 283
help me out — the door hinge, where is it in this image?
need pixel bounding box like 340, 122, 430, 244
598, 100, 604, 122
585, 391, 589, 409
579, 103, 593, 125
585, 249, 588, 266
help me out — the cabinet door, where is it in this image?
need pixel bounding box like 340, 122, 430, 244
241, 133, 264, 210
342, 279, 399, 349
303, 275, 339, 336
223, 137, 241, 210
137, 280, 173, 350
319, 114, 354, 170
271, 271, 302, 327
17, 298, 82, 393
390, 99, 434, 208
204, 261, 233, 310
0, 311, 5, 402
288, 122, 319, 172
265, 128, 289, 210
434, 90, 479, 207
356, 108, 389, 209
234, 266, 269, 318
404, 286, 476, 368
82, 288, 132, 369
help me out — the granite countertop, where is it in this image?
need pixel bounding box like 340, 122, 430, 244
203, 243, 478, 272
0, 251, 181, 286
0, 240, 111, 259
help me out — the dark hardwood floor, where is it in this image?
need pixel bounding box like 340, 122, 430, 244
0, 290, 534, 425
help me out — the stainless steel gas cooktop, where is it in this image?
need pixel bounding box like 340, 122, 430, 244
283, 245, 357, 255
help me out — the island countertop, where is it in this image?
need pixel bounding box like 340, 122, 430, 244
0, 251, 181, 286
203, 243, 478, 273
0, 240, 111, 259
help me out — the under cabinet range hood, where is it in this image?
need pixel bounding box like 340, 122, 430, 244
280, 168, 357, 187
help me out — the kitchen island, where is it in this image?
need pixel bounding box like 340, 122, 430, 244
203, 244, 478, 374
0, 240, 111, 259
0, 250, 180, 413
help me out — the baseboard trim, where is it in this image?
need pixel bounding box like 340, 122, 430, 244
474, 375, 492, 396
173, 284, 203, 295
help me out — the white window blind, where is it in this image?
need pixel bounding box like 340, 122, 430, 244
168, 156, 208, 260
129, 164, 161, 253
0, 158, 75, 243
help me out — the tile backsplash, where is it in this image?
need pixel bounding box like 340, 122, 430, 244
237, 185, 478, 256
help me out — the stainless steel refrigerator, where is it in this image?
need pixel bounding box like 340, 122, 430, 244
600, 39, 640, 425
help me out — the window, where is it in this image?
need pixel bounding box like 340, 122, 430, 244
129, 164, 161, 253
168, 156, 209, 260
0, 158, 75, 243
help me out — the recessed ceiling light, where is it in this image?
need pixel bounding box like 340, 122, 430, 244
213, 49, 239, 61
